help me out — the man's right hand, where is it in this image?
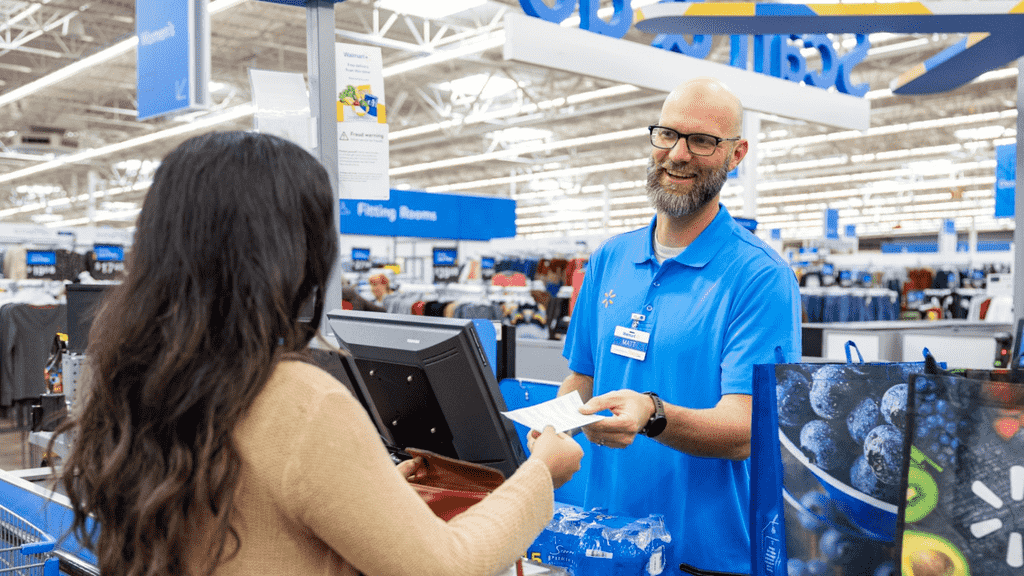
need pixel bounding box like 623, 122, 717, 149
578, 389, 656, 448
527, 425, 583, 489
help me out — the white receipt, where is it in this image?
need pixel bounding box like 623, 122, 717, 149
501, 390, 606, 433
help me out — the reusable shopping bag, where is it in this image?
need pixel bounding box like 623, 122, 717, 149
901, 369, 1024, 576
751, 343, 937, 576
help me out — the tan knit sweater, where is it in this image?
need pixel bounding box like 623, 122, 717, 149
186, 360, 554, 576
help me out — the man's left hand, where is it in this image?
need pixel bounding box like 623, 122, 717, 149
578, 390, 655, 448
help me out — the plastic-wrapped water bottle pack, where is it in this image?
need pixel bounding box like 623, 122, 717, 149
526, 505, 672, 576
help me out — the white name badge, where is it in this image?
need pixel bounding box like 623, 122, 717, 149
610, 325, 651, 361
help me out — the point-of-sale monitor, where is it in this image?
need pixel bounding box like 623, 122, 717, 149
325, 310, 526, 477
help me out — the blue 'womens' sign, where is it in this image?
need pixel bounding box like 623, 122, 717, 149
518, 0, 869, 97
136, 0, 208, 120
94, 244, 124, 262
433, 248, 458, 267
27, 251, 56, 266
995, 144, 1015, 218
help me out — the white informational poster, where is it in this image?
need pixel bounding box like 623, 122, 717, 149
335, 43, 386, 124
247, 69, 315, 152
336, 43, 389, 199
337, 123, 390, 200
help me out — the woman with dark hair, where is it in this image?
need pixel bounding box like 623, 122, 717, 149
52, 131, 583, 576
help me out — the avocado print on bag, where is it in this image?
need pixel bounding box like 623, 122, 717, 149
902, 372, 1024, 576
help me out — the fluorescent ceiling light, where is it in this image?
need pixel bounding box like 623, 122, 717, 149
0, 62, 34, 74
489, 127, 552, 144
14, 184, 61, 196
0, 104, 254, 185
761, 109, 1017, 150
7, 179, 153, 220
391, 126, 645, 176
390, 84, 639, 141
954, 125, 1008, 140
439, 73, 518, 102
906, 158, 954, 177
47, 207, 141, 228
426, 158, 646, 193
383, 30, 505, 77
377, 0, 487, 19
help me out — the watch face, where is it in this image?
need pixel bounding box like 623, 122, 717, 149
645, 417, 668, 438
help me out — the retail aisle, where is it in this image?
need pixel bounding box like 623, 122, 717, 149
0, 426, 29, 470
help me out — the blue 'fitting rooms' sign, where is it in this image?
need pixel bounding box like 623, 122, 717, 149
339, 190, 516, 240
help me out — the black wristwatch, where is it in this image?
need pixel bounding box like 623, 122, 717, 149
640, 391, 667, 438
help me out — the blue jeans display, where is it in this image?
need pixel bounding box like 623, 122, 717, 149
802, 290, 899, 323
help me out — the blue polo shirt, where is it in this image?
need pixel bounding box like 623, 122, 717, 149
563, 206, 801, 575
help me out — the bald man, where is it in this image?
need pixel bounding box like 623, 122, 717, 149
559, 77, 801, 575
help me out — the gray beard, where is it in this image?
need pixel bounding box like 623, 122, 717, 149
646, 156, 729, 218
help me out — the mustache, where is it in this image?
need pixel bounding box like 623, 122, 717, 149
655, 160, 690, 173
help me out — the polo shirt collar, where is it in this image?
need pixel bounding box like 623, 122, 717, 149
633, 204, 736, 268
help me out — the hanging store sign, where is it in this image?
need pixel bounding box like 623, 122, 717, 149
338, 189, 516, 240
632, 1, 1024, 95
136, 0, 210, 120
823, 209, 839, 239
516, 0, 870, 97
995, 143, 1015, 218
503, 13, 869, 130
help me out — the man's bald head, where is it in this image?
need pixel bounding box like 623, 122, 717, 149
662, 77, 744, 137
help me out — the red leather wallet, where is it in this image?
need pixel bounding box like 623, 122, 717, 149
405, 448, 506, 521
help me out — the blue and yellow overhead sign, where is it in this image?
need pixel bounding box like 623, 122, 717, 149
634, 2, 1024, 94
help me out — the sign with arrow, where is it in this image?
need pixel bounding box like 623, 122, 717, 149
136, 0, 210, 120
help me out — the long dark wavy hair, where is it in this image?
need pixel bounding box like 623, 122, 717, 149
51, 131, 338, 576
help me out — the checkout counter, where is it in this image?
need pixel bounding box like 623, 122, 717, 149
801, 320, 1013, 367
516, 320, 1014, 384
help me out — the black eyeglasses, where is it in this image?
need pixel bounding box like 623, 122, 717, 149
648, 125, 740, 156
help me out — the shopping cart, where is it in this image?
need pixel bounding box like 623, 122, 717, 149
0, 505, 59, 576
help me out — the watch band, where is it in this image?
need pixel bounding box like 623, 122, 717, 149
640, 391, 667, 438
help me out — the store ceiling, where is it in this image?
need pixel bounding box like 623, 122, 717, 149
0, 0, 1018, 246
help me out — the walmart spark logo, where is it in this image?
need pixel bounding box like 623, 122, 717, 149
602, 290, 616, 308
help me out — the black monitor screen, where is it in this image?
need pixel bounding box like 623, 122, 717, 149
67, 283, 114, 354
1014, 318, 1024, 369
326, 310, 526, 477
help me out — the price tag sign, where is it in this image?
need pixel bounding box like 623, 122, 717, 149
433, 247, 459, 284
27, 250, 58, 279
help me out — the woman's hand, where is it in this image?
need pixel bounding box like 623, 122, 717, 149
395, 456, 428, 482
527, 425, 583, 489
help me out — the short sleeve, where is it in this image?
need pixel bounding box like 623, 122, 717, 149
720, 263, 801, 396
562, 258, 598, 377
